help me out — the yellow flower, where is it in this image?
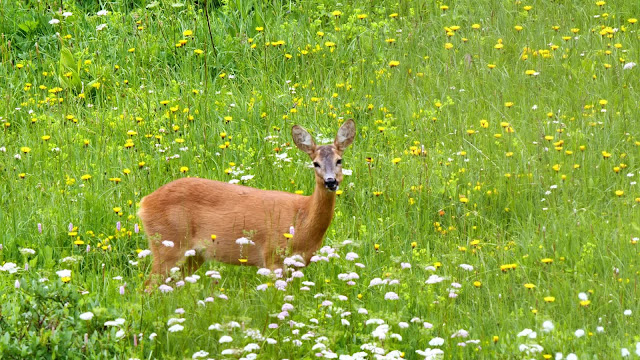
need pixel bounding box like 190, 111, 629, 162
357, 14, 368, 20
504, 102, 514, 108
392, 157, 402, 164
544, 296, 556, 302
194, 49, 204, 55
473, 281, 482, 288
324, 41, 336, 48
514, 25, 523, 31
42, 135, 51, 141
180, 166, 189, 173
113, 207, 121, 213
331, 10, 342, 17
580, 300, 591, 306
541, 258, 553, 264
524, 283, 536, 289
21, 147, 31, 154
183, 29, 193, 36
444, 43, 454, 50
283, 233, 293, 239
128, 48, 135, 53
255, 27, 264, 32
471, 24, 481, 30
374, 244, 380, 251
389, 13, 398, 18
615, 190, 624, 197
388, 60, 400, 67
628, 18, 638, 24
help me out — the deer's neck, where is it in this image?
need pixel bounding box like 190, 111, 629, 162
294, 181, 336, 258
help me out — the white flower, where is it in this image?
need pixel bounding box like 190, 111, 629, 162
429, 337, 445, 346
115, 329, 125, 339
168, 324, 184, 332
104, 318, 125, 327
1, 262, 18, 273
256, 284, 268, 291
342, 169, 353, 176
62, 12, 73, 17
578, 292, 588, 301
184, 249, 196, 257
97, 10, 108, 16
371, 324, 389, 340
241, 174, 254, 181
96, 24, 107, 31
192, 350, 209, 359
621, 348, 630, 357
149, 333, 157, 340
79, 312, 94, 320
167, 317, 186, 325
459, 264, 473, 271
517, 328, 536, 338
257, 268, 271, 276
415, 348, 444, 359
384, 292, 399, 300
345, 252, 359, 261
623, 309, 632, 316
235, 237, 255, 245
425, 275, 445, 284
20, 248, 36, 255
596, 326, 604, 333
574, 329, 585, 338
341, 319, 350, 326
49, 19, 60, 25
219, 335, 233, 343
566, 354, 578, 360
138, 249, 152, 258
162, 240, 174, 247
451, 329, 468, 338
401, 262, 412, 269
398, 322, 409, 329
542, 320, 554, 332
244, 343, 260, 352
56, 269, 71, 278
623, 62, 636, 70
158, 284, 173, 293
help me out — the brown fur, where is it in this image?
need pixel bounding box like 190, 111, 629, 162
138, 120, 355, 289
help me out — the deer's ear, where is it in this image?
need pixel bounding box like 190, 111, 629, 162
292, 125, 316, 156
334, 119, 355, 152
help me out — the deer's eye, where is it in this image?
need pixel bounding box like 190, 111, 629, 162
336, 159, 342, 166
313, 162, 320, 168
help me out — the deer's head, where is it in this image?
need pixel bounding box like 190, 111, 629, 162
292, 119, 356, 192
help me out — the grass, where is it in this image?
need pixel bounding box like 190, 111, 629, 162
1, 0, 639, 358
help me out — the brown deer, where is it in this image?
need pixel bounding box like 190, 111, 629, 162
138, 120, 355, 289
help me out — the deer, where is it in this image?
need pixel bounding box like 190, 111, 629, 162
138, 119, 355, 290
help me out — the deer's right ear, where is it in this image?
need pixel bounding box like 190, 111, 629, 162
292, 125, 316, 156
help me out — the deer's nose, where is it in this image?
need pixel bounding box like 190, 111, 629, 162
324, 178, 339, 191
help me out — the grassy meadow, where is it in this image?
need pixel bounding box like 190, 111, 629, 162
1, 0, 640, 358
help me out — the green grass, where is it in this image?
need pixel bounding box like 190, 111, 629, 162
1, 0, 640, 358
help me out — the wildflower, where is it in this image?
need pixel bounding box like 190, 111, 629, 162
168, 324, 184, 332
49, 19, 60, 25
544, 296, 555, 302
575, 329, 585, 338
542, 320, 554, 332
219, 335, 233, 343
389, 60, 400, 67
384, 292, 399, 300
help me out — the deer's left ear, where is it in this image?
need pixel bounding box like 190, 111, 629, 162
334, 119, 355, 152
